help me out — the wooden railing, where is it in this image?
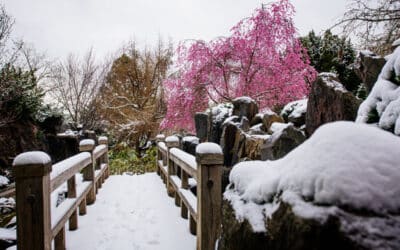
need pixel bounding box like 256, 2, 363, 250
12, 136, 110, 250
156, 134, 223, 250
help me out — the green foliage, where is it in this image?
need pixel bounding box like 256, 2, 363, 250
301, 30, 361, 93
0, 64, 44, 122
356, 83, 367, 100
367, 107, 380, 124
109, 143, 157, 175
35, 104, 64, 123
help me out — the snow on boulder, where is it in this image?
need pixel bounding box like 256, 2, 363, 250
357, 45, 400, 135
229, 121, 400, 216
393, 38, 400, 48
0, 175, 9, 187
12, 151, 51, 166
280, 99, 307, 126
232, 96, 258, 122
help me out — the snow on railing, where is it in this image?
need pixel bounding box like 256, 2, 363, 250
156, 134, 223, 250
12, 136, 110, 250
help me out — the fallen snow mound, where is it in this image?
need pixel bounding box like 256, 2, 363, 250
356, 45, 400, 134
229, 121, 400, 215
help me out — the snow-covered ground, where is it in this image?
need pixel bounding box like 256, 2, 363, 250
66, 174, 196, 250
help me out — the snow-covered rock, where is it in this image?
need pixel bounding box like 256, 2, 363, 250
232, 96, 258, 123
280, 99, 307, 126
220, 121, 400, 250
231, 121, 400, 215
357, 45, 400, 135
0, 176, 9, 187
306, 73, 361, 136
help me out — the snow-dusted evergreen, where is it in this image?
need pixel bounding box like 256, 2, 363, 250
357, 43, 400, 134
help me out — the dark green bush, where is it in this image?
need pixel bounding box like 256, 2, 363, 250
109, 143, 157, 175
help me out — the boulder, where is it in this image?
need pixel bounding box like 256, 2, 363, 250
209, 104, 233, 144
195, 112, 209, 142
261, 110, 284, 131
261, 124, 305, 160
355, 50, 386, 93
232, 97, 259, 122
218, 198, 399, 250
220, 122, 243, 167
306, 73, 362, 136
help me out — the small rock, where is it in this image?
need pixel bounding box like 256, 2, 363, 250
261, 124, 306, 160
262, 110, 284, 132
194, 112, 209, 142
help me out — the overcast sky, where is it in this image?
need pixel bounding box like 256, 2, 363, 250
2, 0, 349, 60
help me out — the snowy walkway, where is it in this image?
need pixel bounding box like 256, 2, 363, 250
66, 173, 196, 250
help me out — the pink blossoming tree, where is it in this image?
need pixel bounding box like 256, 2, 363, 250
161, 0, 316, 131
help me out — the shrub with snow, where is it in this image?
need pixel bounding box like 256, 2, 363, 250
356, 44, 400, 134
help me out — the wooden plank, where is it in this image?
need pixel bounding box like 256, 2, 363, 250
67, 176, 77, 231
50, 154, 92, 192
169, 150, 197, 180
93, 145, 107, 161
51, 181, 91, 238
54, 226, 65, 250
179, 188, 197, 221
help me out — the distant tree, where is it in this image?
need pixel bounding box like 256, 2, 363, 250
161, 0, 316, 131
49, 49, 108, 130
98, 40, 172, 153
336, 0, 400, 55
0, 5, 48, 127
0, 64, 44, 127
301, 30, 361, 92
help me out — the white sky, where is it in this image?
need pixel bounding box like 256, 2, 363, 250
2, 0, 349, 60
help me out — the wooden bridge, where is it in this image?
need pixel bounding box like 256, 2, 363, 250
10, 134, 224, 250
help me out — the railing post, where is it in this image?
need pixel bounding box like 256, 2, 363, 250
13, 151, 52, 250
98, 136, 109, 179
155, 134, 165, 176
80, 139, 96, 205
165, 136, 179, 197
196, 143, 223, 250
67, 173, 78, 231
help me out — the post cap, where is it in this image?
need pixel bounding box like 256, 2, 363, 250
79, 139, 95, 152
98, 136, 108, 145
165, 135, 180, 148
196, 143, 223, 165
155, 134, 166, 142
13, 151, 52, 177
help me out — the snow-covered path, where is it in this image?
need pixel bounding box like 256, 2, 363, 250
66, 173, 196, 250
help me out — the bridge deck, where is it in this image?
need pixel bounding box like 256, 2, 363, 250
65, 173, 196, 250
